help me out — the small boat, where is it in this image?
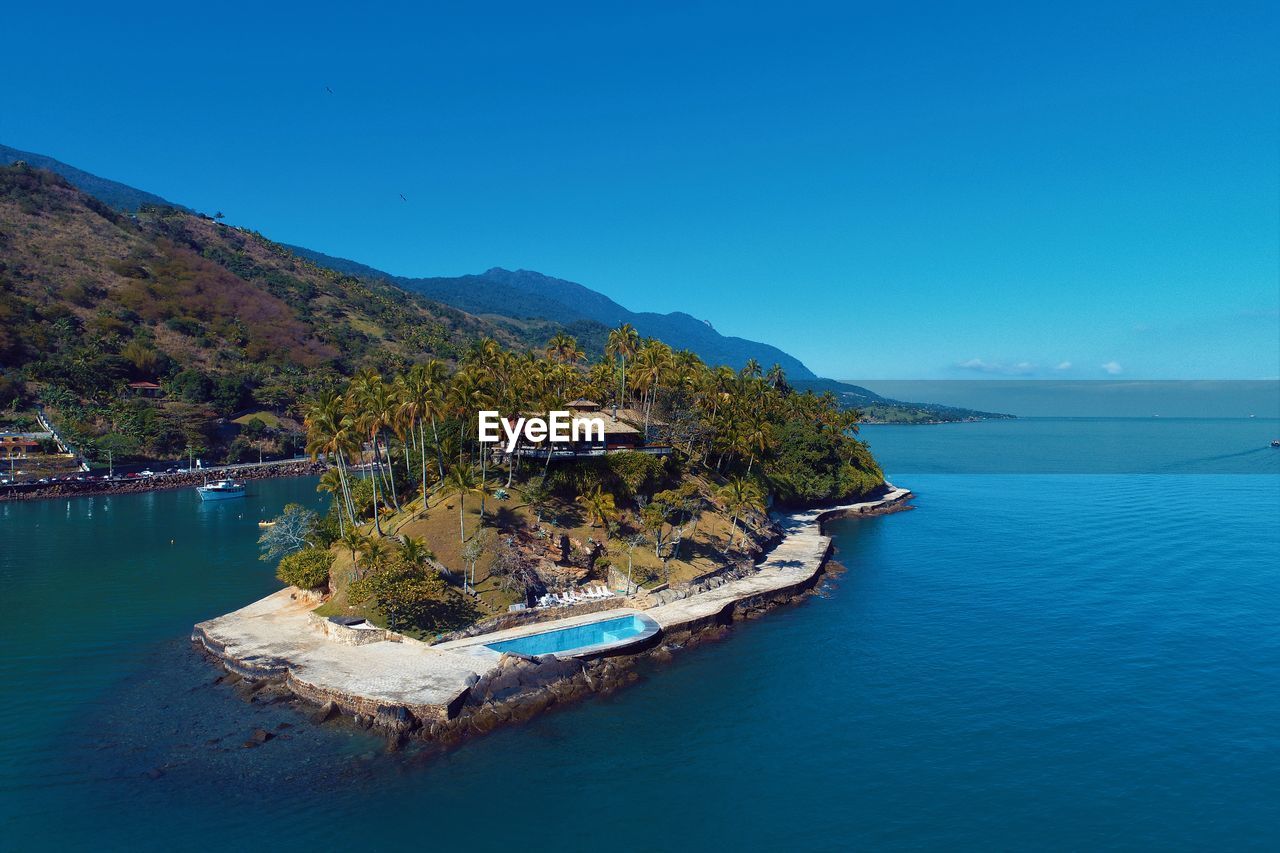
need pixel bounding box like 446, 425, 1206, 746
197, 479, 246, 501
1271, 440, 1280, 448
257, 520, 276, 527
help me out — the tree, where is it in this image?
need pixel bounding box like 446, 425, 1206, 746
339, 527, 370, 566
316, 469, 348, 534
257, 503, 319, 561
461, 529, 489, 594
719, 476, 766, 552
442, 465, 486, 545
523, 478, 552, 524
347, 554, 451, 632
606, 323, 640, 406
545, 332, 584, 366
276, 548, 333, 591
622, 533, 646, 594
398, 535, 433, 568
577, 484, 618, 538
357, 537, 391, 580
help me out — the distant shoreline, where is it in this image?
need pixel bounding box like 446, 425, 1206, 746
0, 460, 326, 503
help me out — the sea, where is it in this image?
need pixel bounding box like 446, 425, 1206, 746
1, 417, 1276, 851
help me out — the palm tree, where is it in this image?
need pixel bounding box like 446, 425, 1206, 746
304, 390, 357, 527
739, 413, 773, 475
577, 484, 618, 539
442, 465, 486, 545
358, 537, 391, 580
397, 362, 447, 503
719, 476, 765, 552
339, 527, 370, 574
348, 371, 396, 532
606, 323, 640, 406
398, 535, 432, 568
316, 468, 347, 535
545, 332, 584, 366
632, 340, 673, 434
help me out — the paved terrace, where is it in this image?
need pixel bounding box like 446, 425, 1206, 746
194, 589, 493, 710
194, 485, 911, 715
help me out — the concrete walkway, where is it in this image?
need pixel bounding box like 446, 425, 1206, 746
648, 485, 913, 632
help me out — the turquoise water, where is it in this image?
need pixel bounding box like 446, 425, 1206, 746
1, 420, 1277, 850
485, 614, 649, 656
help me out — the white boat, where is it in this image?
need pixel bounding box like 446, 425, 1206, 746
197, 479, 246, 500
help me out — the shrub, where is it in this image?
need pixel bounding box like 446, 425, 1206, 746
348, 556, 452, 631
605, 451, 668, 498
276, 548, 332, 590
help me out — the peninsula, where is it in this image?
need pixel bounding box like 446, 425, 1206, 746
185, 333, 900, 742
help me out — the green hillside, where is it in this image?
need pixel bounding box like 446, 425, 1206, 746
0, 163, 523, 463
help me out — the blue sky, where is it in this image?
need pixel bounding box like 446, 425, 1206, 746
3, 1, 1276, 379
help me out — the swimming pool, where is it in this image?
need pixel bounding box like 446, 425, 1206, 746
484, 613, 659, 657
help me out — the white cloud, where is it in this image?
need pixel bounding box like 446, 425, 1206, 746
1101, 361, 1123, 375
1054, 361, 1072, 371
957, 358, 1037, 376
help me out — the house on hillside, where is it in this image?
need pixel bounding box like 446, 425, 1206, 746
501, 404, 671, 462
125, 381, 164, 399
1, 434, 40, 459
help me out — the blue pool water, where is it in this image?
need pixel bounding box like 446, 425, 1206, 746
485, 614, 650, 655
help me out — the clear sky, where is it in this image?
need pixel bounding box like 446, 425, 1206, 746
3, 1, 1276, 379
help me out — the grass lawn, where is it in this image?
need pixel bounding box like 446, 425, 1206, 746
231, 410, 286, 429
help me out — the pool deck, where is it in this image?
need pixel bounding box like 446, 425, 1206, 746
193, 484, 911, 720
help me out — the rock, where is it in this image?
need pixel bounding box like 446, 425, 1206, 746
144, 767, 165, 780
250, 728, 274, 743
372, 706, 413, 733
275, 722, 293, 730
468, 706, 502, 734
507, 691, 553, 722
310, 700, 336, 724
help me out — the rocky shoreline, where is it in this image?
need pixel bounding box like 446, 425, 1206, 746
0, 460, 327, 502
193, 485, 914, 750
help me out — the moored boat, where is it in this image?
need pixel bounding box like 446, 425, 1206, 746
197, 479, 246, 500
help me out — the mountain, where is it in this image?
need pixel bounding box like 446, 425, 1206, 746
285, 250, 819, 380
2, 142, 1009, 423
0, 162, 525, 460
1, 143, 187, 213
